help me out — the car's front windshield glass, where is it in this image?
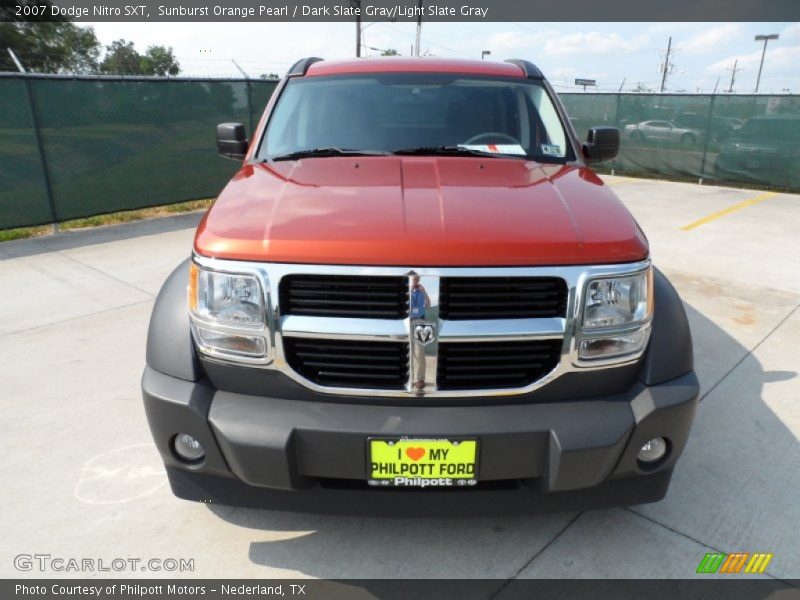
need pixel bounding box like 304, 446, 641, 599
259, 73, 572, 161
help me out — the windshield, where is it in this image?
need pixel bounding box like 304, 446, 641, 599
258, 73, 573, 161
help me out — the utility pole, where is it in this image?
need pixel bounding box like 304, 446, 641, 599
659, 36, 674, 93
712, 75, 720, 94
352, 0, 361, 57
726, 59, 741, 93
754, 33, 779, 93
414, 0, 423, 56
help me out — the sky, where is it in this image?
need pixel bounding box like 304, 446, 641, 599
84, 21, 800, 93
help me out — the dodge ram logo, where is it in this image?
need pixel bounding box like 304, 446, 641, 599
413, 322, 436, 346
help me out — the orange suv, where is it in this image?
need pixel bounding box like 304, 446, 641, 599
142, 57, 698, 513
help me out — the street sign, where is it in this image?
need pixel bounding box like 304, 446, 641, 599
575, 78, 597, 87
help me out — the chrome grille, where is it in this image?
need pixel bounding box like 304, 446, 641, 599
437, 340, 562, 390
439, 276, 567, 320
280, 274, 409, 319
284, 338, 409, 389
192, 254, 652, 398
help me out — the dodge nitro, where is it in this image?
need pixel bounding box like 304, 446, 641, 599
142, 57, 698, 513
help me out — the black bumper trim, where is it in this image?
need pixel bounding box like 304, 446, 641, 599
143, 365, 698, 510
166, 466, 675, 516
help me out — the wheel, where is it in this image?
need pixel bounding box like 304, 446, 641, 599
630, 130, 644, 141
681, 133, 696, 146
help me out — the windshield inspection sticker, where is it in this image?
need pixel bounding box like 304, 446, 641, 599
459, 144, 527, 155
541, 144, 562, 156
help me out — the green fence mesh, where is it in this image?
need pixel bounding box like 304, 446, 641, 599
0, 75, 277, 230
0, 78, 54, 230
561, 92, 800, 189
0, 77, 797, 232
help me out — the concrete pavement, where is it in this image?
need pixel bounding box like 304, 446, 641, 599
1, 180, 798, 582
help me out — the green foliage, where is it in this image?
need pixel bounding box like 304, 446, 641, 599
140, 45, 181, 76
100, 39, 140, 75
1, 18, 179, 77
101, 40, 180, 76
380, 48, 400, 56
0, 22, 101, 73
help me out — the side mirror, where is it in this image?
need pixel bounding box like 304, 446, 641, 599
582, 126, 619, 163
217, 123, 248, 160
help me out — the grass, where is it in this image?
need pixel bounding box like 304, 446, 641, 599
0, 198, 214, 244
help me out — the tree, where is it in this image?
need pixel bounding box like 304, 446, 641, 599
140, 45, 180, 76
100, 40, 180, 76
259, 73, 281, 80
100, 40, 141, 75
0, 22, 101, 73
381, 48, 400, 56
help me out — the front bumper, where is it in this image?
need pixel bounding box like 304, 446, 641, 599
142, 365, 699, 514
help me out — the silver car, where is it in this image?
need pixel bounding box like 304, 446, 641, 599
624, 120, 704, 146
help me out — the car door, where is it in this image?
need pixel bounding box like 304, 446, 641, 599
648, 121, 672, 142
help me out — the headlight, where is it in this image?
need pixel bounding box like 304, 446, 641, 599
189, 262, 269, 362
577, 267, 653, 362
582, 269, 653, 329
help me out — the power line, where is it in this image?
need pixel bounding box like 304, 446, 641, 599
377, 22, 470, 58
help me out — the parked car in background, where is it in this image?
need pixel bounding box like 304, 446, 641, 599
714, 115, 800, 187
672, 113, 744, 143
624, 120, 704, 146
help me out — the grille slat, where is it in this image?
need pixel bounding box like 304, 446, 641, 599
281, 274, 409, 319
284, 338, 409, 389
437, 340, 562, 390
280, 273, 567, 393
439, 277, 567, 320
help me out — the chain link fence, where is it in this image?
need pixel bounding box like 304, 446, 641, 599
1, 75, 798, 231
561, 92, 800, 189
0, 74, 277, 230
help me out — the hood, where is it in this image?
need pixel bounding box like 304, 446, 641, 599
195, 157, 648, 266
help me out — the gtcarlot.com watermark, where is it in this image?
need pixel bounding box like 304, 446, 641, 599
14, 553, 194, 573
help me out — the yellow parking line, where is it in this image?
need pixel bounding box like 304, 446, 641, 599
681, 192, 777, 231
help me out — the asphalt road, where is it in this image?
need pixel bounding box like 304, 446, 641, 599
1, 177, 798, 583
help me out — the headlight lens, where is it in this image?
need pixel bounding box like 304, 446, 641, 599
582, 269, 653, 329
189, 263, 264, 328
189, 262, 269, 362
576, 267, 653, 363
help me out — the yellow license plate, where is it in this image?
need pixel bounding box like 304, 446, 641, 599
368, 438, 478, 487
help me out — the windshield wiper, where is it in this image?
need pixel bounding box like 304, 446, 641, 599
268, 148, 390, 161
393, 145, 523, 158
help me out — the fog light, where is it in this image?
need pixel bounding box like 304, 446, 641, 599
637, 437, 667, 463
174, 433, 205, 462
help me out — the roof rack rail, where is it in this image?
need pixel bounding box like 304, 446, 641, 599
286, 57, 324, 78
505, 59, 544, 80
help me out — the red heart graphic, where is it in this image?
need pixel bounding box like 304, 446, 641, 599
406, 447, 425, 461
